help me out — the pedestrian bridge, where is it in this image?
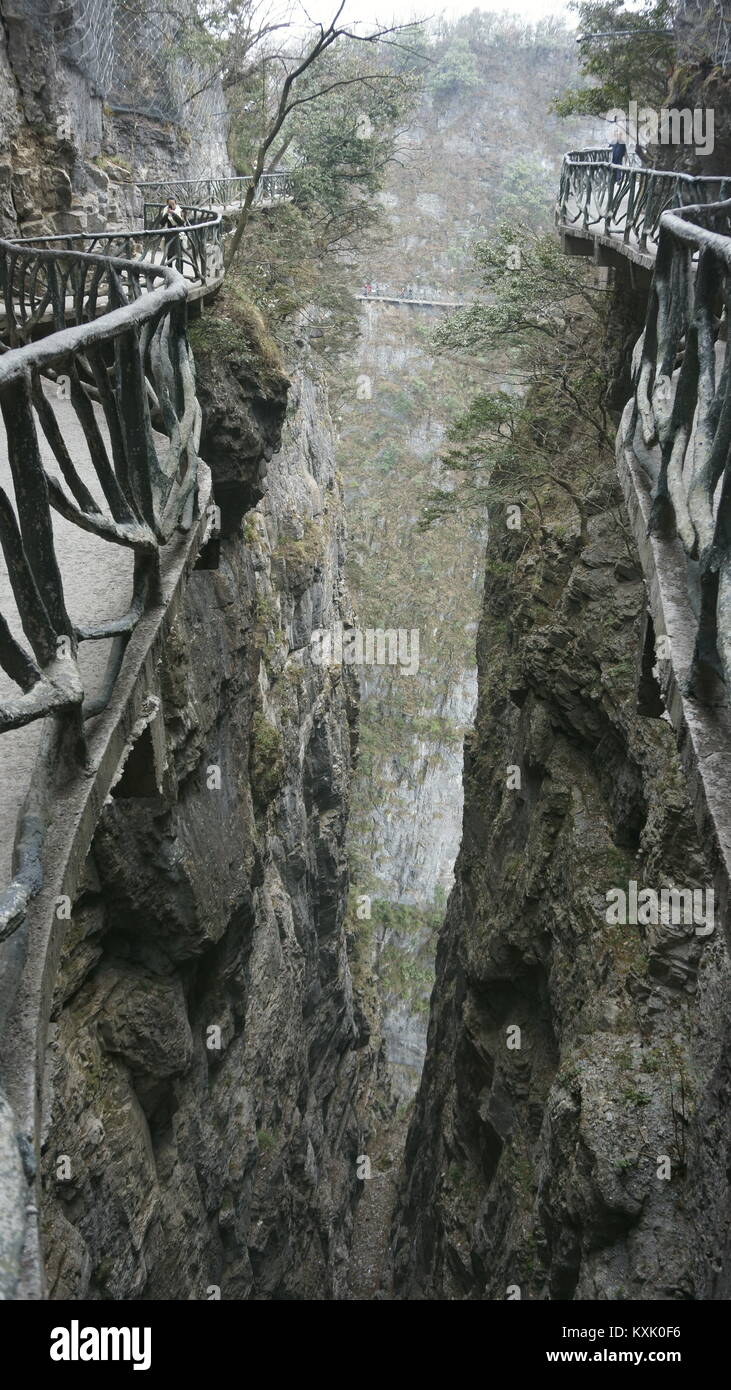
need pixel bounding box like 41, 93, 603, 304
0, 175, 290, 1297
135, 171, 292, 214
356, 293, 467, 309
557, 147, 731, 904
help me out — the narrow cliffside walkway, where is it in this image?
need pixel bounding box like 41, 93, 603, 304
559, 182, 655, 268
0, 385, 134, 886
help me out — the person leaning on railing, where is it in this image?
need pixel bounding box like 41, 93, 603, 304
158, 196, 186, 272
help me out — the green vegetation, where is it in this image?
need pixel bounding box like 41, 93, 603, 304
250, 711, 284, 808
554, 0, 676, 118
188, 283, 285, 388
92, 152, 134, 175
222, 14, 423, 267
428, 37, 481, 105
161, 4, 424, 358
273, 519, 322, 567
345, 889, 443, 1022
622, 1087, 652, 1106
422, 223, 615, 544
256, 1128, 277, 1156
371, 898, 443, 1017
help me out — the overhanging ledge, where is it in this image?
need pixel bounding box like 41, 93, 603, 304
557, 218, 656, 274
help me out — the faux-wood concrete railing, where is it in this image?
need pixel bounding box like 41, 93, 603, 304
558, 149, 731, 894
0, 198, 220, 1297
0, 208, 220, 939
557, 147, 731, 262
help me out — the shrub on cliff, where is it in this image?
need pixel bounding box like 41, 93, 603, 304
422, 223, 614, 544
250, 711, 285, 810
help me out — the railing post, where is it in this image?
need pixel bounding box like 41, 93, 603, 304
639, 177, 651, 251
624, 170, 636, 242
604, 164, 612, 236
0, 372, 72, 649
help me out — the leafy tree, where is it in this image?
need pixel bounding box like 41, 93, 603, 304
422, 224, 616, 543
490, 154, 559, 229
223, 32, 419, 358
282, 43, 419, 257
553, 0, 676, 118
427, 36, 480, 105
223, 5, 425, 266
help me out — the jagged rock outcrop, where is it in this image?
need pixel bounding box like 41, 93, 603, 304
393, 363, 731, 1300
38, 321, 374, 1300
190, 304, 291, 536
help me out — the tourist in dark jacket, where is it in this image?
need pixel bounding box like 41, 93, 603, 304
160, 197, 185, 270
610, 135, 627, 187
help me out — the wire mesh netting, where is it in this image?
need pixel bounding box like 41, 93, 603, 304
56, 0, 115, 96
59, 0, 227, 133
677, 0, 731, 67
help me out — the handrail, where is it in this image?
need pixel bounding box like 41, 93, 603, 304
133, 171, 293, 207
557, 148, 731, 256
0, 217, 208, 745
558, 149, 731, 697
5, 206, 224, 331
626, 192, 731, 696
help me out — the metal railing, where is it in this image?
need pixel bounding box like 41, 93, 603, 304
135, 172, 293, 209
557, 147, 731, 256
0, 226, 206, 743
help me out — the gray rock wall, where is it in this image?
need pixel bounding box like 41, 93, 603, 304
392, 282, 731, 1302
38, 325, 374, 1300
0, 0, 231, 239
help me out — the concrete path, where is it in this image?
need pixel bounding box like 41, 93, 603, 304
0, 383, 134, 887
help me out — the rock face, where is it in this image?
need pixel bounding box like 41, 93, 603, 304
38, 325, 373, 1300
392, 321, 731, 1299
0, 0, 231, 239
190, 306, 291, 537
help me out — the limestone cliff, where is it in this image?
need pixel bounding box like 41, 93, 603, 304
0, 0, 230, 239
38, 304, 375, 1300
392, 291, 731, 1301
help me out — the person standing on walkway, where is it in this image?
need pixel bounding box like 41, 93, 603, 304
160, 197, 186, 272
609, 130, 627, 188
